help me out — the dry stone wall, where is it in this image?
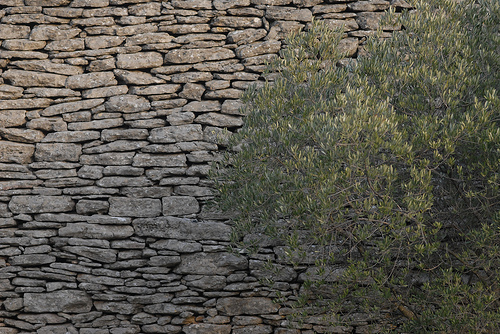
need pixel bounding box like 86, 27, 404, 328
0, 1, 409, 333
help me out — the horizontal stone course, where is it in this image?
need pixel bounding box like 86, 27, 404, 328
0, 0, 406, 332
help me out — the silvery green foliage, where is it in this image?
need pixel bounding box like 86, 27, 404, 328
214, 0, 500, 332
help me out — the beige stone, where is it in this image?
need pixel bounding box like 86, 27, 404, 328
0, 141, 34, 164
0, 128, 44, 143
0, 24, 30, 39
29, 25, 81, 40
65, 71, 117, 89
2, 69, 67, 87
116, 52, 163, 69
0, 85, 24, 100
165, 48, 235, 64
0, 110, 26, 127
35, 143, 81, 162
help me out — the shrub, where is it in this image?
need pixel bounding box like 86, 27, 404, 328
214, 0, 500, 332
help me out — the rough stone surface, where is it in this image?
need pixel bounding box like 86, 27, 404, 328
0, 0, 403, 332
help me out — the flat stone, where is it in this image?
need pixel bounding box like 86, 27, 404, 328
9, 195, 74, 213
195, 113, 243, 127
129, 84, 180, 96
24, 290, 92, 313
171, 0, 212, 9
2, 39, 45, 51
85, 36, 125, 50
113, 69, 165, 85
30, 25, 81, 40
42, 131, 100, 143
212, 16, 262, 28
0, 128, 44, 143
97, 176, 152, 188
164, 48, 235, 64
175, 252, 248, 275
162, 196, 199, 216
104, 94, 151, 113
108, 197, 162, 217
80, 152, 135, 165
9, 254, 56, 266
0, 142, 34, 164
217, 297, 279, 316
227, 28, 267, 45
82, 85, 129, 99
0, 85, 24, 100
83, 140, 148, 154
148, 125, 203, 144
0, 24, 30, 39
116, 52, 163, 69
133, 217, 231, 241
40, 98, 104, 117
101, 129, 149, 141
59, 223, 134, 239
44, 38, 85, 52
35, 143, 81, 162
213, 0, 250, 10
265, 7, 312, 21
182, 101, 220, 112
67, 118, 124, 131
2, 69, 67, 87
66, 72, 117, 89
184, 324, 231, 334
125, 32, 173, 46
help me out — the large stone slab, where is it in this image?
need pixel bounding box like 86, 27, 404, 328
35, 143, 81, 162
164, 48, 235, 64
148, 125, 203, 143
65, 72, 117, 89
108, 197, 162, 217
0, 142, 34, 164
216, 297, 279, 316
104, 94, 151, 113
133, 217, 231, 241
59, 223, 134, 239
2, 69, 67, 87
174, 252, 248, 275
9, 196, 74, 214
24, 290, 92, 313
116, 52, 163, 69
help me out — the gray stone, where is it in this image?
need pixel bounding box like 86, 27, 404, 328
9, 195, 74, 213
35, 143, 81, 162
63, 245, 117, 263
212, 16, 262, 28
82, 85, 129, 99
76, 200, 109, 215
66, 72, 117, 89
97, 176, 152, 188
0, 24, 30, 39
116, 52, 163, 69
162, 196, 199, 216
30, 25, 81, 40
165, 48, 235, 64
2, 69, 67, 87
67, 118, 124, 131
101, 129, 149, 141
133, 217, 231, 241
24, 290, 92, 313
227, 28, 267, 45
195, 113, 243, 127
265, 7, 312, 21
148, 125, 203, 144
26, 117, 68, 132
80, 152, 135, 165
113, 69, 166, 85
125, 32, 174, 46
104, 94, 151, 113
0, 128, 44, 143
0, 85, 24, 100
108, 197, 161, 217
85, 36, 125, 50
217, 297, 279, 316
9, 254, 56, 266
41, 98, 104, 117
43, 131, 101, 143
10, 60, 83, 76
184, 324, 231, 334
175, 253, 248, 275
171, 0, 212, 9
59, 223, 133, 239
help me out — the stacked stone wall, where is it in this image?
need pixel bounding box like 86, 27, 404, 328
0, 1, 409, 333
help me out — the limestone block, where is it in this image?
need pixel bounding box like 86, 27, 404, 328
129, 2, 161, 16
87, 57, 116, 72
171, 0, 212, 9
265, 7, 313, 21
0, 110, 26, 127
44, 38, 84, 52
0, 128, 44, 143
2, 39, 46, 51
0, 98, 52, 110
59, 223, 134, 239
182, 101, 221, 112
213, 0, 250, 10
356, 12, 401, 31
97, 176, 153, 188
166, 111, 195, 125
76, 200, 109, 215
175, 185, 213, 197
185, 275, 226, 290
174, 252, 248, 275
116, 52, 163, 69
82, 85, 128, 99
85, 36, 125, 49
150, 239, 202, 253
0, 24, 30, 39
162, 196, 199, 215
9, 195, 74, 214
108, 197, 162, 217
179, 83, 205, 101
113, 69, 166, 85
94, 301, 140, 315
30, 25, 81, 40
67, 118, 124, 131
312, 4, 347, 14
71, 17, 115, 26
10, 60, 83, 75
251, 0, 291, 4
71, 0, 110, 7
40, 98, 104, 117
83, 140, 148, 154
184, 324, 231, 334
80, 152, 135, 165
148, 125, 203, 144
35, 143, 81, 162
101, 129, 149, 141
24, 290, 92, 313
216, 297, 279, 316
0, 142, 34, 164
25, 87, 80, 97
9, 254, 56, 266
26, 118, 67, 132
221, 99, 245, 115
267, 20, 304, 40
164, 48, 235, 64
2, 69, 67, 87
212, 16, 262, 28
324, 18, 359, 32
171, 72, 213, 83
348, 0, 390, 11
42, 131, 100, 143
120, 186, 172, 198
227, 28, 267, 45
125, 32, 174, 46
65, 72, 117, 89
44, 7, 84, 17
129, 84, 180, 95
104, 94, 151, 113
133, 217, 231, 241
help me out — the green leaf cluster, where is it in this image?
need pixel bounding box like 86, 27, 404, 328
213, 0, 500, 332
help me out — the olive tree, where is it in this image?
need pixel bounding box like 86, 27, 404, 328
213, 0, 500, 332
